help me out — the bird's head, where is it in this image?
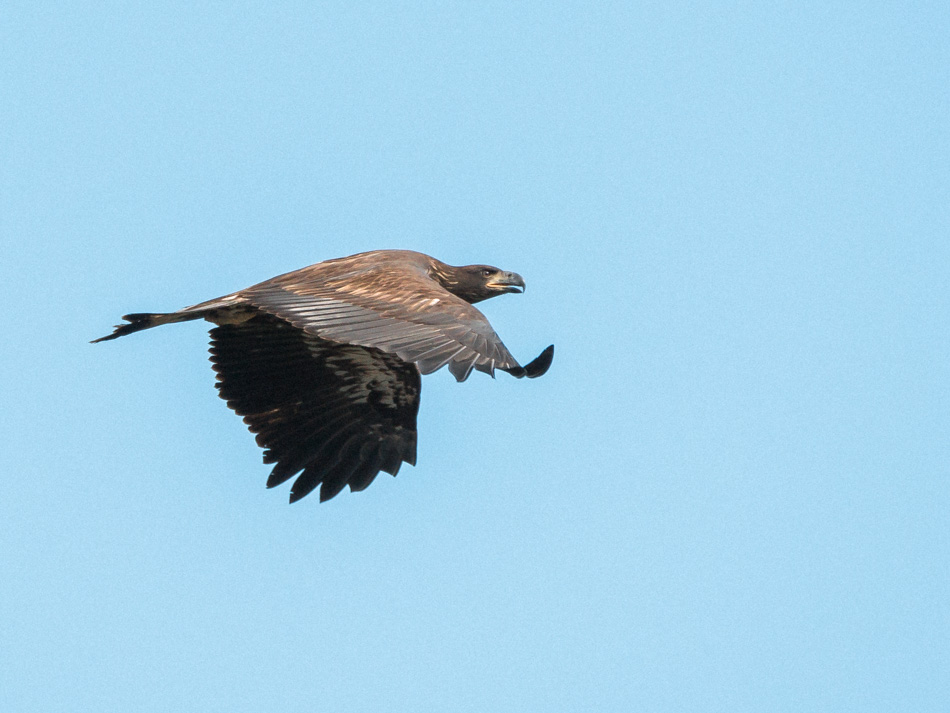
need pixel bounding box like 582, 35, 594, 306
437, 264, 526, 304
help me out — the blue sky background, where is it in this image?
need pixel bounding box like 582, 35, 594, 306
2, 3, 948, 711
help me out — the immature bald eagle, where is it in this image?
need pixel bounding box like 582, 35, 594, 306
94, 250, 553, 503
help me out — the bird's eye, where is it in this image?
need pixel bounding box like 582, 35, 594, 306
482, 269, 494, 277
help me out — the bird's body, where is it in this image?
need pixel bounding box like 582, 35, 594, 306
94, 250, 553, 502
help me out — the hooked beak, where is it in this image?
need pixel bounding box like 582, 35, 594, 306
487, 271, 525, 294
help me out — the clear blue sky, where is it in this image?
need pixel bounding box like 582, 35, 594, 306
2, 3, 948, 711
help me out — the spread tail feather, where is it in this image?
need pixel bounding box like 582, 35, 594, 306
91, 311, 204, 343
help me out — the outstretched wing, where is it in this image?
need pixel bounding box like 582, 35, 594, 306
95, 251, 554, 381
240, 255, 542, 382
209, 313, 421, 503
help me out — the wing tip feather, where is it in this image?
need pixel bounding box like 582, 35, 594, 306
503, 344, 554, 379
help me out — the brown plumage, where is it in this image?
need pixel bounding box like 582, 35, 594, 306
93, 250, 554, 503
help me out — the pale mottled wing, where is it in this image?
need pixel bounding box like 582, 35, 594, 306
242, 263, 522, 381
209, 313, 420, 503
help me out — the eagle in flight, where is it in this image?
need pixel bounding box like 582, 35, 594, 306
94, 250, 554, 503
